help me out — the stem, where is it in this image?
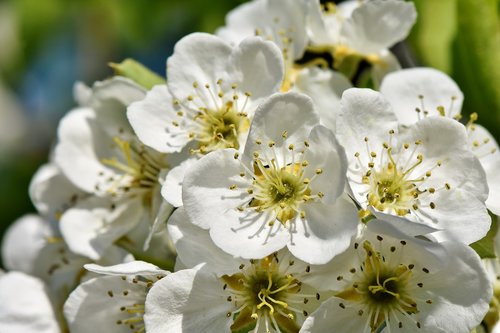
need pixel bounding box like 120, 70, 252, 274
116, 238, 176, 272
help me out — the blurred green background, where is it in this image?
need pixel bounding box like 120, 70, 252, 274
0, 0, 498, 244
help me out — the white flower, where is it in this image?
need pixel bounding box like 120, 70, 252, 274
337, 88, 490, 244
1, 213, 130, 308
294, 66, 352, 132
182, 92, 358, 264
128, 33, 284, 208
379, 67, 464, 126
468, 123, 500, 215
300, 218, 492, 333
29, 163, 87, 223
0, 271, 61, 333
54, 77, 173, 259
1, 214, 53, 275
128, 32, 284, 155
64, 261, 168, 333
145, 207, 326, 333
380, 67, 500, 215
216, 0, 309, 69
215, 0, 352, 129
307, 0, 416, 81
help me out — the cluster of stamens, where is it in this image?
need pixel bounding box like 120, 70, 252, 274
353, 131, 450, 217
230, 133, 325, 240
171, 79, 251, 154
335, 238, 434, 332
98, 134, 167, 200
221, 254, 318, 333
414, 94, 459, 120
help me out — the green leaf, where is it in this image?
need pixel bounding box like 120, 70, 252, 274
109, 58, 165, 90
470, 215, 497, 259
408, 0, 457, 73
452, 0, 500, 139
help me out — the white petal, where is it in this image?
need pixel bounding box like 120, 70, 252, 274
167, 33, 232, 110
294, 67, 352, 132
73, 81, 92, 106
371, 212, 441, 238
217, 0, 309, 60
54, 108, 111, 193
60, 197, 143, 260
162, 156, 198, 207
418, 241, 491, 333
209, 211, 290, 259
401, 117, 488, 201
84, 260, 168, 276
0, 272, 60, 333
182, 148, 251, 229
423, 189, 491, 245
1, 214, 52, 274
90, 76, 146, 111
225, 36, 284, 105
64, 275, 147, 333
243, 92, 320, 164
380, 67, 464, 125
145, 268, 232, 333
304, 125, 347, 203
216, 0, 265, 45
29, 163, 87, 221
306, 0, 338, 45
289, 197, 359, 264
300, 297, 368, 333
341, 0, 417, 54
337, 88, 398, 161
467, 124, 500, 214
88, 77, 146, 138
127, 84, 189, 153
167, 207, 238, 275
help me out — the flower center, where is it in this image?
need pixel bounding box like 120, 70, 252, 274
353, 135, 449, 217
251, 161, 311, 224
100, 137, 167, 199
173, 80, 252, 155
336, 241, 419, 331
222, 255, 314, 333
194, 104, 246, 153
366, 158, 419, 216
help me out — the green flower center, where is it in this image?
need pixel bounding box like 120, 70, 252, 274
221, 256, 305, 333
336, 241, 420, 331
194, 103, 249, 154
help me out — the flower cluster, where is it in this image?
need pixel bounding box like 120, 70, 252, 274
2, 1, 500, 333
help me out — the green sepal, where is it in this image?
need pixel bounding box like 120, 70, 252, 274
470, 215, 498, 259
334, 53, 363, 81
109, 58, 165, 90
